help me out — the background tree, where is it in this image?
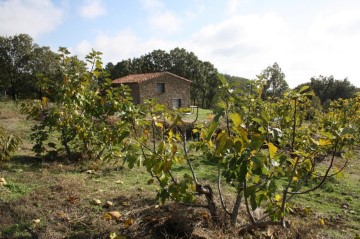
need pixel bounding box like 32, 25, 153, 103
0, 34, 61, 100
107, 59, 133, 79
30, 46, 61, 99
222, 74, 250, 91
310, 76, 358, 104
0, 34, 35, 100
260, 62, 289, 100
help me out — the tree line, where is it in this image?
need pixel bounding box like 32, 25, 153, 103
0, 34, 358, 106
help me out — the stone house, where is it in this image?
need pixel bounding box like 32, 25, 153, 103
112, 72, 191, 108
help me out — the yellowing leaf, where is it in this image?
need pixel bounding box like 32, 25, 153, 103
124, 219, 134, 228
268, 142, 278, 159
310, 138, 318, 145
154, 121, 163, 128
109, 232, 127, 239
168, 130, 173, 140
335, 169, 345, 180
318, 218, 325, 225
319, 139, 332, 146
274, 194, 282, 202
298, 85, 310, 93
41, 97, 48, 106
109, 232, 117, 239
230, 113, 242, 127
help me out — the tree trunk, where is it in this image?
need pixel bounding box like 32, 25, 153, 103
196, 184, 219, 224
9, 87, 17, 101
230, 190, 243, 226
61, 130, 72, 161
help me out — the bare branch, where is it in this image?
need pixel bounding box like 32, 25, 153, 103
217, 166, 231, 216
287, 140, 339, 195
244, 181, 256, 224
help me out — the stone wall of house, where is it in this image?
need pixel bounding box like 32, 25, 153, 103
138, 74, 191, 108
126, 83, 140, 104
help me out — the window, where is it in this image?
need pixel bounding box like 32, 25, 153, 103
156, 83, 165, 93
172, 98, 182, 109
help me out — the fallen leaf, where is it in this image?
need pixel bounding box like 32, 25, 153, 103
0, 178, 7, 186
201, 211, 210, 219
318, 218, 325, 225
109, 232, 127, 239
93, 199, 102, 205
66, 196, 79, 204
121, 202, 130, 207
105, 201, 114, 207
32, 219, 40, 224
103, 213, 112, 221
85, 169, 95, 174
104, 211, 122, 220
114, 180, 124, 184
124, 219, 134, 228
58, 211, 70, 221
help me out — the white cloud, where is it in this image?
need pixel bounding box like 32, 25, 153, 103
185, 9, 360, 88
139, 0, 182, 35
297, 8, 360, 84
140, 0, 164, 10
187, 13, 291, 80
227, 0, 246, 14
74, 30, 177, 64
79, 0, 106, 19
0, 0, 63, 38
149, 11, 182, 34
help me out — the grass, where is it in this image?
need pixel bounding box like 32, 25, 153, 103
293, 162, 360, 238
1, 100, 359, 238
181, 107, 213, 124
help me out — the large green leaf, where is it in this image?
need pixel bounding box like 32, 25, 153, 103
251, 133, 265, 150
205, 122, 219, 141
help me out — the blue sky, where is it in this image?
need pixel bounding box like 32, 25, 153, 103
1, 0, 360, 88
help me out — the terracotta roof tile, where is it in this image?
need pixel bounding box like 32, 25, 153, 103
112, 71, 191, 84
